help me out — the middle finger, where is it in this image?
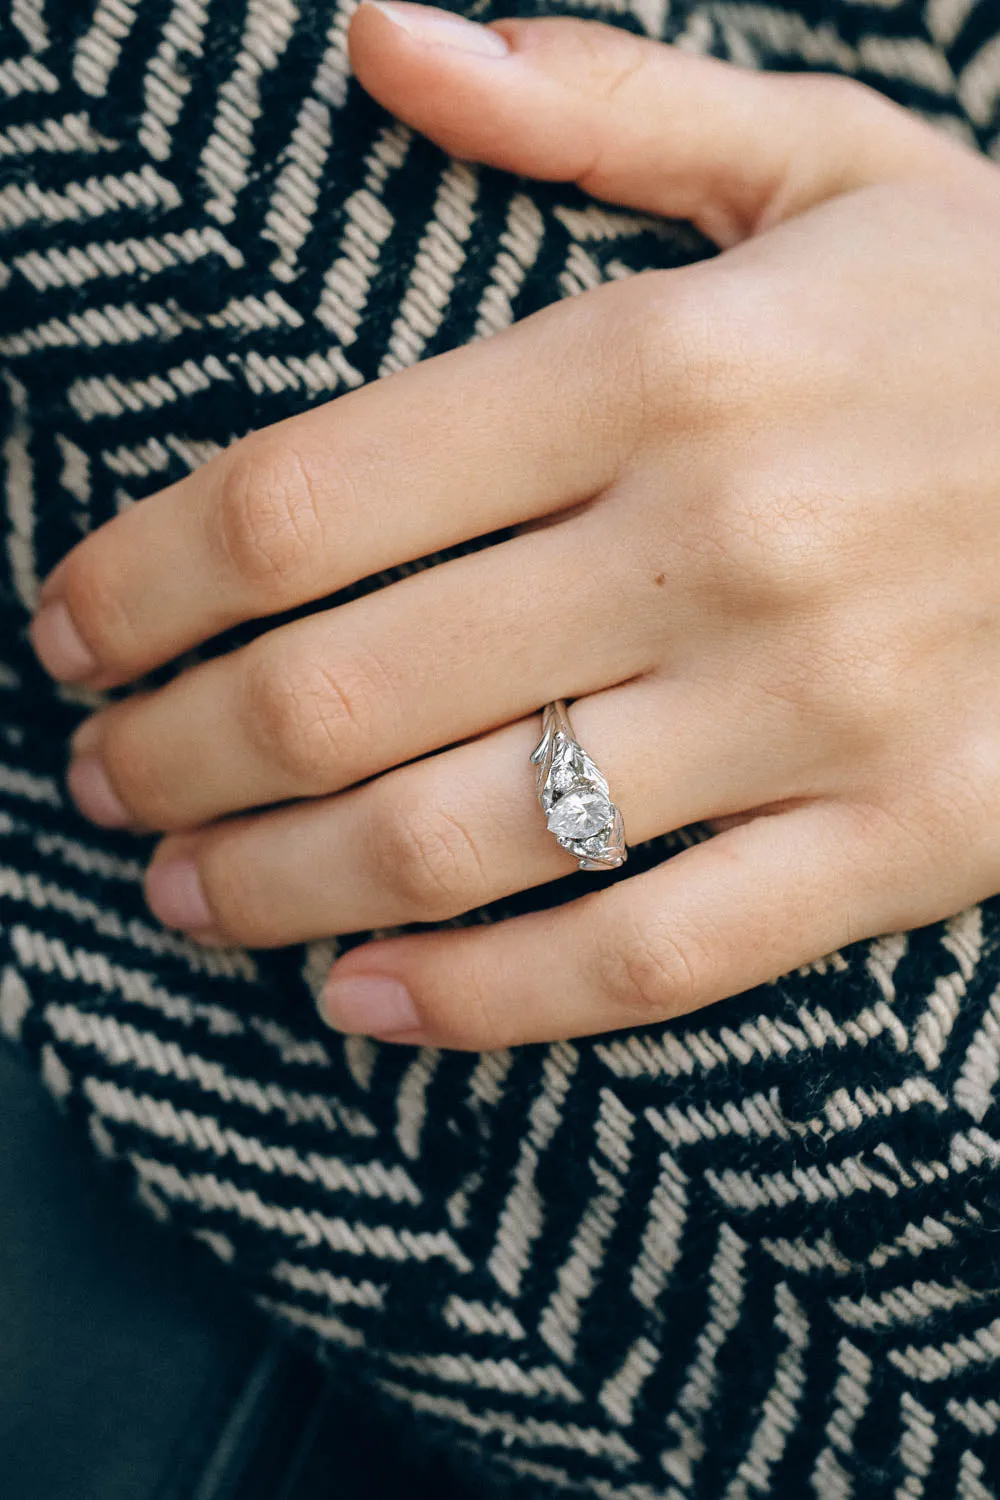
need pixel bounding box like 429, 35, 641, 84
34, 286, 635, 689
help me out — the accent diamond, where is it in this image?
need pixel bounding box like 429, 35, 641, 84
548, 758, 578, 795
546, 790, 614, 842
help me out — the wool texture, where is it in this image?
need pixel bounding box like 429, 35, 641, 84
3, 0, 1000, 1494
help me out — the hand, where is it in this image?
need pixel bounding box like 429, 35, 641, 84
29, 5, 1000, 1049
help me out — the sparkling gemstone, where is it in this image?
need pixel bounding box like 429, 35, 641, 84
549, 760, 577, 795
547, 790, 614, 842
580, 834, 611, 855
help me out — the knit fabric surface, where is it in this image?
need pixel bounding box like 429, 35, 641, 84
3, 1, 1000, 1494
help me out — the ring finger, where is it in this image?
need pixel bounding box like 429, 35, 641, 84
143, 676, 814, 945
69, 517, 654, 832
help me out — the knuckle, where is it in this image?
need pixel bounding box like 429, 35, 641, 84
372, 795, 487, 920
598, 917, 703, 1021
213, 434, 325, 597
594, 41, 649, 109
777, 73, 940, 176
694, 478, 832, 617
242, 647, 375, 789
558, 24, 650, 113
784, 614, 902, 748
785, 70, 888, 127
616, 272, 750, 441
926, 752, 1000, 864
815, 628, 902, 740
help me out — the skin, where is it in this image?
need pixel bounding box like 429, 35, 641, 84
28, 3, 1000, 1049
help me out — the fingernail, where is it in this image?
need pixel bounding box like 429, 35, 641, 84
71, 715, 102, 756
146, 855, 213, 932
368, 2, 510, 56
67, 755, 130, 828
188, 929, 228, 947
320, 974, 423, 1038
39, 558, 68, 604
30, 600, 98, 682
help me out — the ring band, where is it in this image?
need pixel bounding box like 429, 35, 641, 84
531, 700, 627, 871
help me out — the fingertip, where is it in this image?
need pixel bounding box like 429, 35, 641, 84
30, 599, 98, 684
351, 2, 510, 58
347, 3, 568, 177
319, 968, 427, 1042
145, 844, 215, 933
67, 755, 133, 829
346, 0, 394, 62
347, 3, 436, 125
71, 713, 102, 757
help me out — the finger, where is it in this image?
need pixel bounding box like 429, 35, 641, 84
30, 279, 632, 689
349, 5, 980, 247
66, 519, 653, 831
315, 801, 924, 1049
141, 677, 806, 945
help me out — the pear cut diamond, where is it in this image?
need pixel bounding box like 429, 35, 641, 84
546, 790, 614, 842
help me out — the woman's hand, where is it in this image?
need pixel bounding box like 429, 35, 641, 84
29, 5, 1000, 1048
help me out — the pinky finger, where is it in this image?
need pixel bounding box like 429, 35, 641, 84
317, 802, 921, 1049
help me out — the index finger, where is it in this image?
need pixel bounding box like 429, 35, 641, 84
30, 284, 636, 688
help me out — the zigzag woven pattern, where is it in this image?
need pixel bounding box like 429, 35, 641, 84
4, 0, 1000, 1494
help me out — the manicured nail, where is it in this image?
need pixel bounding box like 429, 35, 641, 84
320, 974, 422, 1038
30, 600, 98, 682
67, 755, 130, 828
367, 2, 510, 56
145, 856, 213, 932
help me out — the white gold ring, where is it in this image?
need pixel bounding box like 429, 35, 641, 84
531, 700, 627, 871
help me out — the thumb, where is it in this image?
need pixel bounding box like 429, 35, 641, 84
348, 3, 978, 246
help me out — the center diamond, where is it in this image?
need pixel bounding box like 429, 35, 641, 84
547, 790, 614, 842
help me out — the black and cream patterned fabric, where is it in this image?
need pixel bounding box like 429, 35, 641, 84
4, 1, 1000, 1494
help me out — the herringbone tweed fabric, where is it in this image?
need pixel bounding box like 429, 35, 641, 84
3, 1, 1000, 1494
